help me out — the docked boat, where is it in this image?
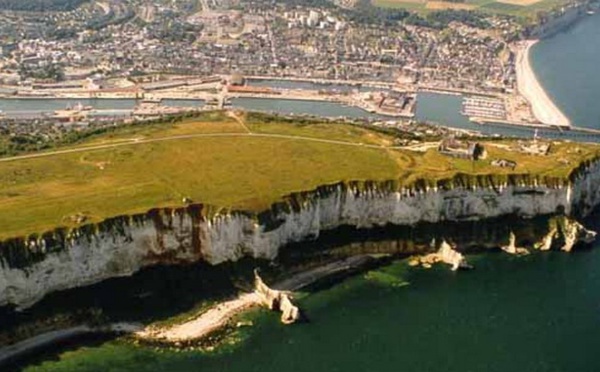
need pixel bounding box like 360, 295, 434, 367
141, 97, 162, 104
53, 103, 93, 121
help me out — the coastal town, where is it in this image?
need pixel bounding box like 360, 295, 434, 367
0, 0, 595, 134
3, 0, 600, 369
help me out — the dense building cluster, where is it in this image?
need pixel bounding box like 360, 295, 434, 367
0, 0, 523, 94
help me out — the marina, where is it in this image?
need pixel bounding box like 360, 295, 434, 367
2, 92, 600, 142
461, 96, 507, 121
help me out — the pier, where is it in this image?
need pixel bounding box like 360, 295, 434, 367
462, 96, 507, 121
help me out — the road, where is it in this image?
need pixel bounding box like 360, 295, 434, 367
0, 133, 404, 164
0, 111, 439, 164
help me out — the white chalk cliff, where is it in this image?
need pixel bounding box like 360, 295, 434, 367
2, 160, 600, 309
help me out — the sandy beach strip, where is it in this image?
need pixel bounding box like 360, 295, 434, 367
137, 255, 375, 342
516, 40, 571, 127
137, 293, 262, 342
0, 256, 376, 361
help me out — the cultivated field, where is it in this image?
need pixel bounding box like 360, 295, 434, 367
372, 0, 568, 15
496, 0, 542, 5
0, 111, 598, 239
425, 1, 476, 10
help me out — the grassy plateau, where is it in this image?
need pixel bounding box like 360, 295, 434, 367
0, 110, 598, 240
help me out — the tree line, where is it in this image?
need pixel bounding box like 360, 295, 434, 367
0, 0, 89, 12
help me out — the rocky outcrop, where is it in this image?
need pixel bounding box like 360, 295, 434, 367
254, 270, 300, 324
534, 216, 597, 252
437, 241, 470, 271
408, 240, 470, 270
502, 232, 530, 255
2, 159, 600, 309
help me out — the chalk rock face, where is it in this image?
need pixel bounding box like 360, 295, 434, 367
501, 232, 530, 255
0, 210, 206, 310
560, 219, 597, 252
253, 270, 301, 324
437, 241, 469, 271
2, 160, 600, 309
535, 225, 558, 251
532, 215, 597, 252
279, 295, 301, 324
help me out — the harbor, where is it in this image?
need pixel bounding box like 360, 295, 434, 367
2, 91, 600, 143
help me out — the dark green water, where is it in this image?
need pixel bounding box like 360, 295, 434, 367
23, 246, 600, 372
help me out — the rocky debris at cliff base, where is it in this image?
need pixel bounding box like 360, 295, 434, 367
273, 255, 378, 291
408, 240, 471, 271
254, 270, 301, 325
533, 217, 597, 252
560, 219, 597, 252
438, 240, 472, 270
501, 232, 530, 255
132, 256, 380, 347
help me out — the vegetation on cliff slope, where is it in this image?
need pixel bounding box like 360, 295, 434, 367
0, 110, 598, 240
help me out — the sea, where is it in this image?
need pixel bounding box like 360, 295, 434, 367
8, 13, 600, 372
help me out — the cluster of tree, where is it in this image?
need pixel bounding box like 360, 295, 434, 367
245, 111, 439, 142
0, 110, 219, 158
274, 0, 336, 9
18, 63, 65, 82
148, 21, 203, 43
405, 10, 490, 29
343, 0, 410, 26
0, 0, 89, 12
86, 7, 135, 31
46, 27, 78, 40
0, 134, 51, 157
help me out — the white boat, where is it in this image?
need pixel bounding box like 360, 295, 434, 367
53, 103, 93, 119
65, 102, 93, 111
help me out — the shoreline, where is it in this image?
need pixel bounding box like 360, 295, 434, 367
0, 255, 378, 367
516, 40, 571, 127
0, 323, 141, 367
135, 255, 376, 342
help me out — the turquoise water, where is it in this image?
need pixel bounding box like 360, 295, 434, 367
531, 14, 600, 129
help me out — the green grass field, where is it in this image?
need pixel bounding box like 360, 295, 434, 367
0, 111, 598, 240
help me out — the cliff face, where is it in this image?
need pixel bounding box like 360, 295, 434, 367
2, 160, 600, 309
